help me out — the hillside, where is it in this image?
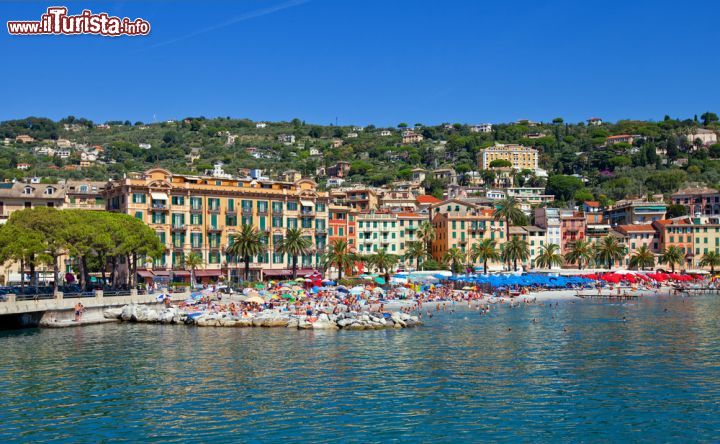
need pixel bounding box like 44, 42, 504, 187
1, 114, 719, 206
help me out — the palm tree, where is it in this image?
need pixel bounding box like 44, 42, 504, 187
371, 249, 398, 282
629, 245, 655, 271
470, 239, 499, 275
493, 197, 525, 267
659, 245, 684, 273
564, 239, 593, 270
323, 239, 355, 280
443, 247, 466, 275
404, 241, 426, 270
501, 238, 530, 271
226, 224, 266, 282
275, 227, 312, 279
184, 252, 203, 286
417, 220, 436, 256
699, 251, 720, 274
535, 243, 563, 269
594, 236, 626, 270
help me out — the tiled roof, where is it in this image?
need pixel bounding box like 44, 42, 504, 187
416, 195, 441, 204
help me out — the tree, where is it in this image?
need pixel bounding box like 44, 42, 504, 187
323, 239, 355, 280
493, 197, 525, 267
275, 227, 312, 278
629, 245, 655, 271
501, 238, 529, 271
699, 251, 720, 274
666, 204, 687, 218
659, 246, 684, 273
594, 236, 626, 270
417, 220, 437, 256
443, 247, 466, 275
546, 175, 584, 202
470, 239, 499, 274
370, 249, 398, 282
535, 243, 563, 269
184, 252, 203, 285
489, 159, 512, 168
701, 112, 719, 126
226, 224, 266, 282
403, 241, 426, 270
564, 239, 593, 270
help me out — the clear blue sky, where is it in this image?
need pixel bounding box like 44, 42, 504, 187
1, 0, 718, 126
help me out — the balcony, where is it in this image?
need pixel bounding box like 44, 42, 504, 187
191, 245, 203, 251
226, 208, 237, 216
300, 211, 315, 218
171, 225, 187, 232
257, 209, 268, 216
241, 207, 253, 215
272, 208, 284, 216
208, 226, 222, 233
208, 207, 221, 214
190, 206, 203, 213
149, 204, 169, 212
316, 229, 327, 236
172, 244, 185, 251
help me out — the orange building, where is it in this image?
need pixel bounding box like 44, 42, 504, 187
431, 208, 506, 271
328, 204, 357, 251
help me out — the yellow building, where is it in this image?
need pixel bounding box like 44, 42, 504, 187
431, 208, 507, 271
103, 168, 330, 282
477, 144, 538, 171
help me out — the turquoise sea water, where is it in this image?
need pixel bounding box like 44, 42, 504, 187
1, 295, 719, 442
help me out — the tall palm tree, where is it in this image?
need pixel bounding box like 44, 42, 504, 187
659, 245, 684, 273
443, 247, 466, 275
629, 245, 655, 271
564, 239, 593, 270
404, 241, 426, 270
371, 249, 398, 282
493, 197, 525, 241
275, 227, 312, 278
501, 238, 530, 271
535, 243, 563, 269
470, 239, 499, 275
417, 220, 436, 256
323, 239, 355, 280
184, 252, 203, 286
594, 236, 626, 270
226, 225, 266, 282
493, 197, 525, 268
700, 250, 720, 274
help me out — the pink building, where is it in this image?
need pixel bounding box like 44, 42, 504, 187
560, 209, 586, 256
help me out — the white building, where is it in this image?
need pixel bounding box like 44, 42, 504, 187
470, 123, 493, 133
278, 134, 296, 144
687, 128, 717, 146
346, 132, 358, 138
139, 143, 152, 149
256, 122, 268, 128
380, 130, 392, 136
326, 177, 346, 187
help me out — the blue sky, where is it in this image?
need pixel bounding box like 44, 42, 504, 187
1, 0, 718, 126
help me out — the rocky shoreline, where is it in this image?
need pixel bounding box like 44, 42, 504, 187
105, 303, 422, 330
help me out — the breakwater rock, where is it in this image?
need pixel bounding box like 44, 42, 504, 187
108, 303, 421, 330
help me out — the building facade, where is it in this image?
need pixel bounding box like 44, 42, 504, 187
103, 168, 330, 282
478, 144, 538, 171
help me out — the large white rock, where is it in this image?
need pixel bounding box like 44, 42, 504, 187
312, 320, 338, 330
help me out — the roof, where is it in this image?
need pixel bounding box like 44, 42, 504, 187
617, 224, 656, 233
672, 187, 719, 196
584, 201, 600, 208
607, 134, 632, 139
396, 212, 424, 219
416, 195, 441, 204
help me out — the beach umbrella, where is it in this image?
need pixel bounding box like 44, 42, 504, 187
372, 287, 386, 294
281, 293, 293, 299
336, 287, 349, 293
245, 295, 265, 304
462, 286, 473, 290
374, 277, 386, 285
254, 283, 265, 289
349, 286, 365, 295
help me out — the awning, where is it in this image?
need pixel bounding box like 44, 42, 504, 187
300, 200, 314, 207
137, 270, 154, 278
262, 269, 291, 277
172, 270, 191, 277
194, 269, 222, 277
152, 270, 170, 277
151, 192, 168, 201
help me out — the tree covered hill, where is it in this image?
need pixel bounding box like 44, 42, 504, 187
1, 113, 719, 206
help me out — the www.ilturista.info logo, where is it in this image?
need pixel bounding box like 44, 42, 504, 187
7, 6, 151, 36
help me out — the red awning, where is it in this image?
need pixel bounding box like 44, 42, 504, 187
194, 269, 222, 277
263, 269, 292, 277
172, 270, 191, 277
152, 270, 170, 277
137, 270, 154, 278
